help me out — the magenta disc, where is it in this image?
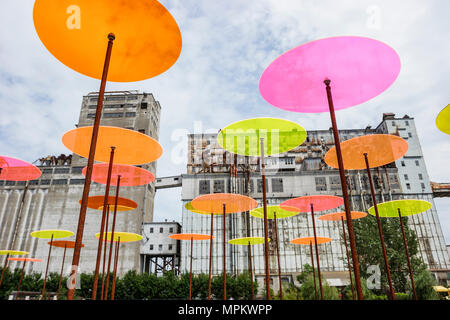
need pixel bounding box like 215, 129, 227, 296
0, 156, 42, 181
259, 36, 401, 113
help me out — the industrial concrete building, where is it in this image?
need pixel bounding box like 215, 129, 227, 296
0, 91, 161, 276
179, 113, 450, 292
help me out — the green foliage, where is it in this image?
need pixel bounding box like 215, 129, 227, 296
413, 266, 439, 300
296, 264, 339, 300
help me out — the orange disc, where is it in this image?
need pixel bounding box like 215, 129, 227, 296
0, 156, 42, 181
169, 233, 213, 241
281, 195, 343, 213
191, 193, 258, 214
82, 195, 137, 211
33, 0, 182, 82
48, 240, 84, 248
290, 237, 332, 245
324, 134, 408, 170
84, 163, 155, 186
8, 257, 42, 262
318, 211, 367, 221
62, 126, 163, 165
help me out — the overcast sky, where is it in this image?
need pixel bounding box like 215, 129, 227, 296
1, 0, 449, 243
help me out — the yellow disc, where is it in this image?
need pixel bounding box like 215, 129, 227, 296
185, 202, 212, 215
0, 250, 29, 256
95, 231, 143, 243
368, 199, 432, 218
30, 229, 74, 239
228, 237, 268, 246
436, 104, 450, 135
250, 205, 300, 219
217, 118, 307, 156
33, 0, 182, 82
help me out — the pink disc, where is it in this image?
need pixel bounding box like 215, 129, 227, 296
82, 163, 155, 186
0, 156, 42, 181
259, 36, 401, 113
281, 195, 344, 213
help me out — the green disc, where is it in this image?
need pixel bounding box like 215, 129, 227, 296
368, 199, 432, 218
217, 118, 307, 156
228, 237, 268, 245
250, 205, 300, 219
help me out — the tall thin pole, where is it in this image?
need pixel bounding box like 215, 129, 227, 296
341, 217, 355, 300
15, 259, 27, 300
111, 236, 120, 300
93, 147, 115, 300
223, 203, 226, 300
189, 236, 193, 300
56, 243, 67, 299
310, 204, 323, 300
42, 233, 54, 300
101, 203, 110, 300
364, 153, 395, 300
274, 212, 283, 300
68, 33, 115, 300
260, 138, 271, 300
324, 79, 363, 300
248, 241, 254, 300
398, 208, 417, 300
310, 241, 317, 300
105, 175, 121, 299
0, 253, 10, 288
208, 212, 213, 300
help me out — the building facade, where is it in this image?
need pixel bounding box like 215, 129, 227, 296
0, 91, 161, 277
180, 113, 450, 290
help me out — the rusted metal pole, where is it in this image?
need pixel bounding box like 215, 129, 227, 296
310, 241, 317, 300
260, 138, 271, 300
104, 175, 121, 299
364, 153, 396, 300
0, 253, 10, 288
398, 208, 417, 300
223, 203, 227, 300
208, 212, 213, 300
189, 236, 193, 300
324, 79, 363, 300
274, 212, 283, 300
93, 147, 115, 300
248, 241, 254, 300
56, 243, 67, 299
310, 204, 323, 300
341, 216, 355, 300
15, 259, 27, 300
67, 33, 115, 300
111, 236, 120, 300
101, 203, 110, 300
42, 233, 54, 300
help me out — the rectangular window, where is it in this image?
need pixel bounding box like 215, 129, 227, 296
199, 180, 210, 194
168, 244, 173, 250
127, 95, 138, 101
42, 168, 53, 174
29, 180, 39, 185
406, 183, 411, 190
408, 132, 412, 138
415, 160, 419, 166
104, 104, 122, 109
103, 112, 123, 118
150, 228, 153, 233
169, 227, 173, 233
149, 245, 154, 250
105, 96, 125, 101
87, 113, 96, 118
158, 244, 163, 251
141, 102, 148, 109
257, 179, 268, 193
405, 120, 409, 126
329, 176, 341, 190
418, 173, 423, 180
159, 227, 163, 233
404, 174, 409, 181
392, 121, 395, 126
40, 179, 51, 185
421, 183, 425, 189
315, 177, 327, 191
70, 179, 85, 185
53, 179, 68, 185
125, 112, 136, 117
71, 167, 84, 174
213, 180, 225, 193
54, 168, 70, 174
401, 161, 405, 167
271, 178, 283, 192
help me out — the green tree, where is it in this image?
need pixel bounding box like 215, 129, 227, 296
296, 264, 339, 300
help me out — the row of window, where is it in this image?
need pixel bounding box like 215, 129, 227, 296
87, 112, 136, 119
149, 227, 174, 233
400, 159, 420, 167
89, 95, 138, 103
88, 103, 136, 109
0, 178, 85, 187
40, 166, 84, 175
404, 173, 424, 181
148, 244, 173, 251
198, 178, 284, 194
406, 182, 426, 190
